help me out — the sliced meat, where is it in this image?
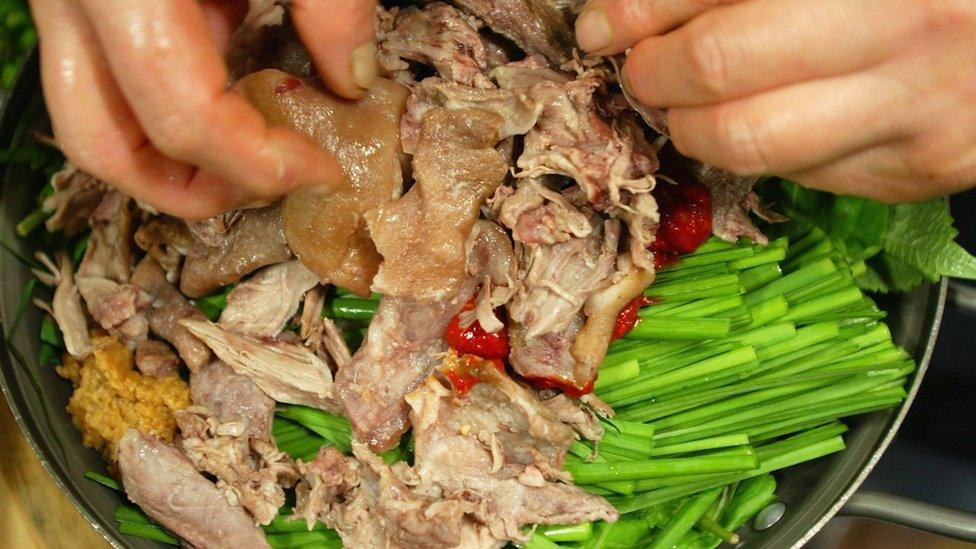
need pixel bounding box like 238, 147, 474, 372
191, 361, 276, 440
238, 71, 408, 297
407, 365, 618, 541
378, 3, 493, 88
367, 107, 509, 300
218, 260, 319, 337
117, 429, 270, 549
39, 253, 91, 358
508, 314, 580, 386
449, 0, 574, 64
77, 191, 134, 282
335, 223, 515, 451
75, 278, 149, 336
176, 406, 298, 525
132, 256, 212, 371
400, 77, 541, 154
42, 164, 107, 237
180, 205, 291, 298
181, 320, 337, 412
135, 339, 181, 378
495, 179, 592, 245
294, 443, 493, 548
134, 216, 195, 284
508, 218, 620, 339
571, 263, 654, 386
541, 394, 603, 441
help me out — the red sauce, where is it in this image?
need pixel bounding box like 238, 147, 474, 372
445, 355, 506, 396
612, 296, 658, 340
274, 77, 303, 96
444, 296, 509, 360
651, 179, 713, 267
523, 375, 595, 398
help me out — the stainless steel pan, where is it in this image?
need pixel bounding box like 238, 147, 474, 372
1, 50, 974, 548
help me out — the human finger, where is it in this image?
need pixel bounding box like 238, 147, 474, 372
31, 0, 253, 218
77, 0, 343, 201
622, 0, 923, 108
575, 0, 746, 55
667, 70, 914, 176
291, 0, 379, 99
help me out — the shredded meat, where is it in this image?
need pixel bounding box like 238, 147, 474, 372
368, 107, 509, 300
378, 3, 493, 88
134, 216, 195, 283
448, 0, 575, 64
407, 364, 618, 541
239, 71, 409, 297
117, 430, 270, 548
692, 163, 782, 244
180, 205, 291, 298
35, 253, 91, 358
191, 361, 276, 440
185, 211, 243, 247
541, 394, 604, 442
336, 221, 515, 451
42, 165, 107, 236
132, 256, 212, 371
218, 260, 319, 337
135, 339, 180, 378
181, 320, 338, 412
494, 179, 592, 245
508, 315, 580, 386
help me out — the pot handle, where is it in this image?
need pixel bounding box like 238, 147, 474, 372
839, 490, 976, 542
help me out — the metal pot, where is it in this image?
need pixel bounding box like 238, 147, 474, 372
1, 50, 973, 548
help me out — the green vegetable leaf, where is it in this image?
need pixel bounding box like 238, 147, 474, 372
881, 199, 976, 281
759, 179, 888, 264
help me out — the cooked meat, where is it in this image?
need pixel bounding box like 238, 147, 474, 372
300, 287, 353, 368
117, 430, 270, 548
37, 253, 91, 358
466, 220, 518, 333
508, 218, 620, 339
378, 3, 493, 88
367, 107, 509, 300
407, 364, 618, 541
181, 320, 337, 412
400, 77, 541, 154
495, 179, 591, 245
180, 205, 291, 298
57, 336, 190, 462
134, 216, 195, 283
185, 211, 243, 247
176, 406, 298, 525
449, 0, 574, 64
77, 191, 134, 282
191, 361, 276, 440
43, 165, 106, 236
508, 314, 580, 385
239, 70, 408, 297
692, 163, 781, 245
335, 223, 515, 451
75, 278, 149, 338
541, 393, 604, 441
135, 339, 181, 378
295, 443, 492, 548
570, 263, 654, 386
132, 256, 212, 371
218, 260, 319, 337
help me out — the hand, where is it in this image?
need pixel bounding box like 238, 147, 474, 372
29, 0, 378, 219
576, 0, 976, 202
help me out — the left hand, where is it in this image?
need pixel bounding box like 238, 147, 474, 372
575, 0, 976, 202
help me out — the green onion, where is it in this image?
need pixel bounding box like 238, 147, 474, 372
84, 470, 120, 491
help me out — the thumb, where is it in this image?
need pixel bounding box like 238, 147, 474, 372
292, 0, 378, 99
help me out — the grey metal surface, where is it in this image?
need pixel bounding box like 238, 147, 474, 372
841, 491, 976, 542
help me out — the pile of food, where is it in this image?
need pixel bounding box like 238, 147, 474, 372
6, 1, 972, 548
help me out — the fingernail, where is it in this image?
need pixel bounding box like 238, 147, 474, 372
576, 8, 612, 52
350, 41, 378, 91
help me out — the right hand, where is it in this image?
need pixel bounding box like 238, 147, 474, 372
29, 0, 378, 219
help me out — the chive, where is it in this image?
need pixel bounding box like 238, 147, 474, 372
641, 295, 744, 319
646, 274, 741, 301
786, 288, 863, 323
331, 297, 378, 320
518, 531, 562, 549
15, 207, 50, 237
668, 247, 755, 269
602, 419, 656, 440
625, 317, 730, 341
729, 246, 785, 271
721, 474, 777, 531
594, 359, 639, 390
566, 454, 758, 484
756, 322, 840, 362
84, 470, 121, 491
741, 295, 789, 329
40, 316, 63, 348
649, 434, 750, 457
601, 431, 654, 458
117, 523, 179, 545
655, 263, 730, 283
540, 522, 594, 542
744, 258, 836, 306
648, 488, 723, 549
266, 531, 342, 549
263, 515, 330, 533
738, 264, 782, 292
567, 443, 636, 494
114, 504, 154, 524
731, 321, 795, 348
